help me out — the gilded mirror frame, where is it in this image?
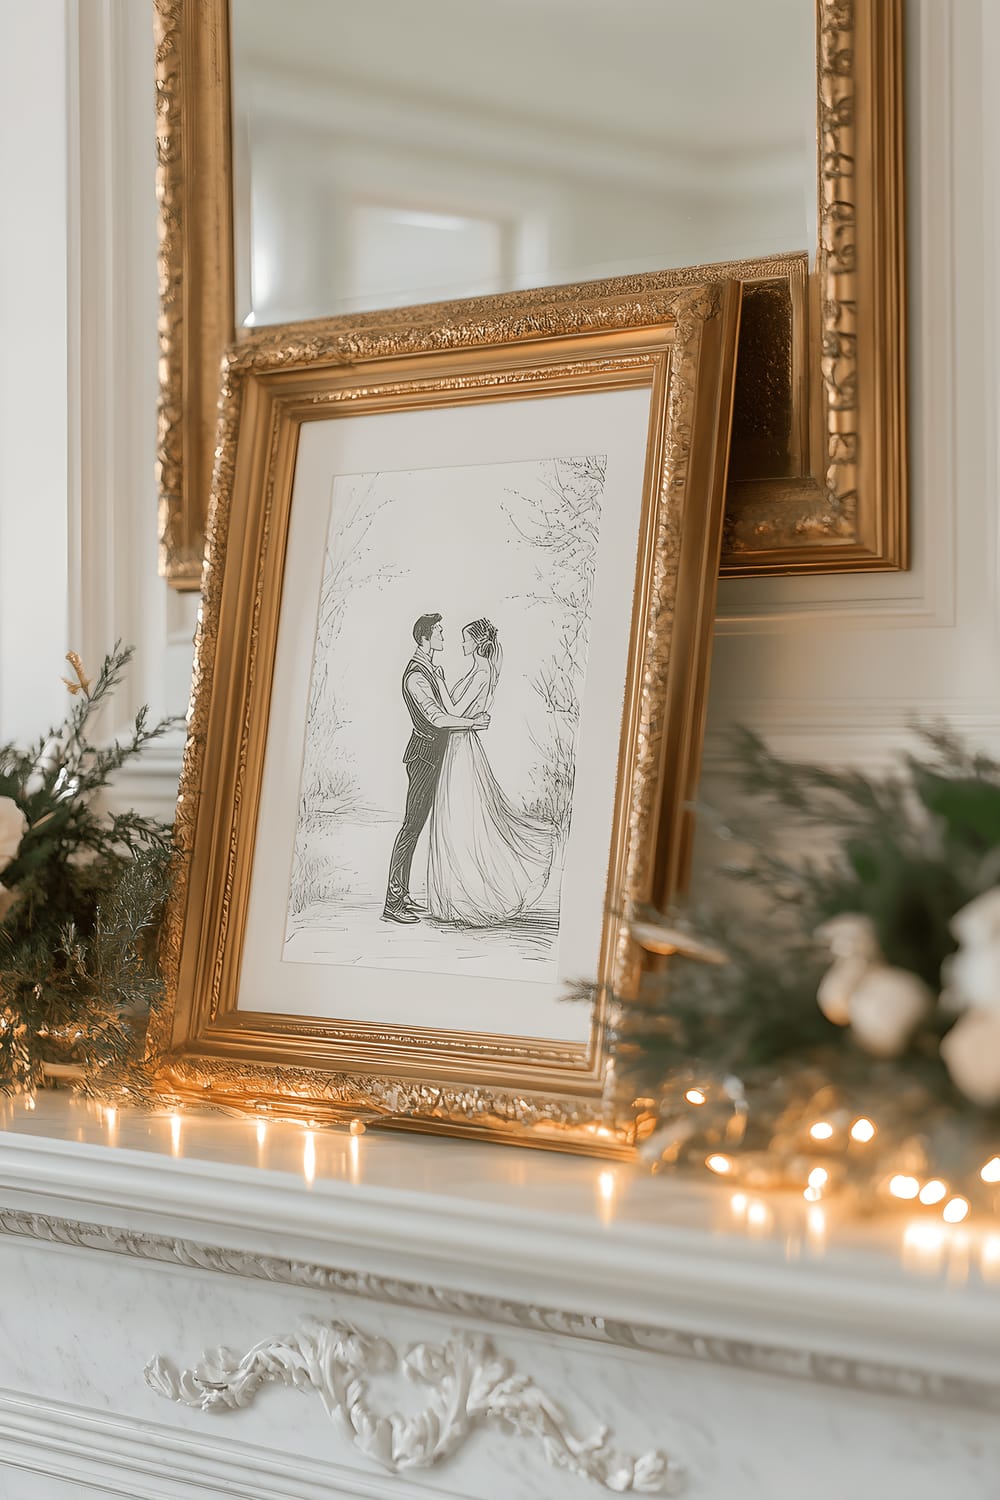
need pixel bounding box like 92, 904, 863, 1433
154, 0, 906, 590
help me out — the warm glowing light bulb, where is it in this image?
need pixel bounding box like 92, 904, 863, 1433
105, 1106, 117, 1130
730, 1192, 748, 1215
256, 1119, 267, 1147
706, 1154, 732, 1175
981, 1235, 1000, 1279
807, 1205, 826, 1240
808, 1167, 829, 1189
685, 1089, 706, 1106
803, 1185, 823, 1202
349, 1118, 366, 1137
980, 1157, 1000, 1184
918, 1179, 947, 1206
888, 1174, 920, 1200
302, 1131, 316, 1186
850, 1117, 876, 1143
746, 1200, 770, 1229
596, 1169, 616, 1225
809, 1121, 834, 1141
943, 1196, 969, 1224
903, 1221, 946, 1262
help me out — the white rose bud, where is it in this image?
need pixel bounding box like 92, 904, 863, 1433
941, 1009, 1000, 1108
0, 796, 27, 876
815, 914, 882, 1026
951, 888, 1000, 949
846, 965, 932, 1058
941, 941, 1000, 1016
939, 889, 1000, 1018
817, 955, 869, 1026
815, 913, 881, 961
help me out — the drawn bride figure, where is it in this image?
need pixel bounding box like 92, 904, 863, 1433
427, 618, 553, 926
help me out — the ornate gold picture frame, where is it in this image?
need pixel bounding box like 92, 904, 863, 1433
155, 277, 741, 1149
154, 0, 906, 589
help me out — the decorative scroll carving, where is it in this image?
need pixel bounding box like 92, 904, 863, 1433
145, 1319, 681, 1492
154, 1055, 612, 1138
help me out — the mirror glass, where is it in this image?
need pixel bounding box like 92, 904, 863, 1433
231, 0, 816, 328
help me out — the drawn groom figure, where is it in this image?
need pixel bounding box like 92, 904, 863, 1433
382, 613, 490, 924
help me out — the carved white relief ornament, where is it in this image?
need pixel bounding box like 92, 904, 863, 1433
145, 1319, 683, 1493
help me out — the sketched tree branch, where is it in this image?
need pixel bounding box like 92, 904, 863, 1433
289, 476, 405, 916
504, 456, 606, 843
302, 476, 402, 814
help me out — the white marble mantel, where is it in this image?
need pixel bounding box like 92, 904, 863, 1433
0, 1094, 997, 1500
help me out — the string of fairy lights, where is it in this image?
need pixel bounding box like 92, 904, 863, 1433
691, 1097, 1000, 1225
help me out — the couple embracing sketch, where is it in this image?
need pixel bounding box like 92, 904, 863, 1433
382, 612, 553, 928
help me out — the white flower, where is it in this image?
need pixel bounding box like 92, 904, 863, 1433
938, 888, 1000, 1017
846, 965, 932, 1058
815, 914, 881, 961
941, 943, 1000, 1016
817, 956, 869, 1026
815, 914, 882, 1026
941, 1009, 1000, 1107
0, 797, 27, 875
951, 888, 1000, 948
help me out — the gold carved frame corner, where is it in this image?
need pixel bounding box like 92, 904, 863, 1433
154, 0, 906, 589
721, 0, 907, 574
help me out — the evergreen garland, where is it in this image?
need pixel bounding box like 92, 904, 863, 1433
606, 726, 1000, 1209
0, 645, 173, 1096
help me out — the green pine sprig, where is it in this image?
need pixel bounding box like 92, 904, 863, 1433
0, 644, 175, 1095
602, 724, 1000, 1196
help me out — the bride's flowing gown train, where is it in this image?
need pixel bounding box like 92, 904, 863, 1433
426, 663, 553, 926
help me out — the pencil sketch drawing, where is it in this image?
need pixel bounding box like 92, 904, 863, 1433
384, 612, 554, 926
283, 454, 607, 985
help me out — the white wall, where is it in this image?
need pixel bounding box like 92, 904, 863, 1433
0, 2, 69, 743
0, 0, 197, 813
0, 0, 995, 828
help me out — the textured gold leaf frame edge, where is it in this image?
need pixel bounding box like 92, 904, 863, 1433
155, 0, 234, 584
153, 278, 742, 1153
154, 0, 906, 589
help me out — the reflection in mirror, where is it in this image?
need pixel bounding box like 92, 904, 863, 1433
230, 0, 816, 327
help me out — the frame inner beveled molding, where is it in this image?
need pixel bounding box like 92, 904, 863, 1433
154, 280, 741, 1151
154, 0, 906, 588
